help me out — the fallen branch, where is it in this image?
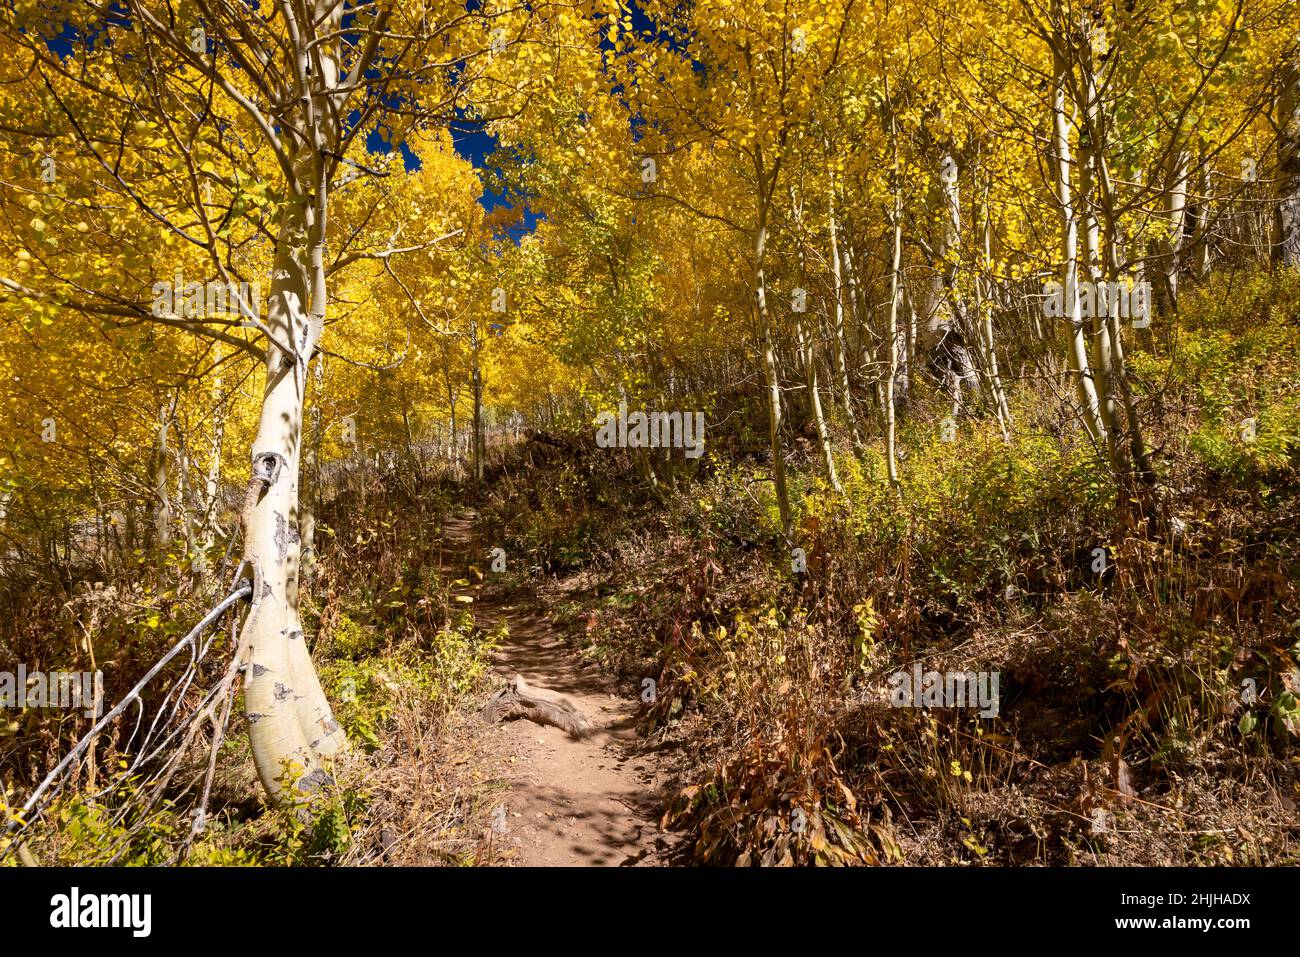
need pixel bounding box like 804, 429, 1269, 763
482, 675, 593, 740
3, 580, 252, 846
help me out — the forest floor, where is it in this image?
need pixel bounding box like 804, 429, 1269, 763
440, 512, 675, 866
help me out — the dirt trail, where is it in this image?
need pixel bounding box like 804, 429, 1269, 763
441, 512, 671, 866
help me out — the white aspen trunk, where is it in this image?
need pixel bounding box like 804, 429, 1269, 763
924, 173, 951, 346
795, 312, 840, 492
977, 189, 1012, 436
241, 2, 347, 802
176, 437, 202, 588
1157, 147, 1189, 312
899, 272, 915, 406
929, 153, 978, 409
286, 6, 346, 765
151, 405, 172, 595
1082, 73, 1155, 485
842, 237, 864, 366
792, 187, 841, 493
1078, 65, 1119, 456
152, 406, 172, 554
884, 97, 903, 486
1052, 48, 1106, 444
401, 390, 421, 479
300, 356, 323, 582
826, 168, 861, 448
201, 361, 226, 564
1278, 59, 1300, 266
1101, 275, 1154, 483
886, 204, 903, 487
241, 211, 338, 800
1098, 171, 1156, 484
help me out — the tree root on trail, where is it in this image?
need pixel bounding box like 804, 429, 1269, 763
482, 675, 594, 739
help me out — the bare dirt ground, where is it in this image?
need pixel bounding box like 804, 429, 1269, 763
441, 512, 675, 866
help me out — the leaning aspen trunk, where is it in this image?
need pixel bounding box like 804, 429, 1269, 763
1089, 122, 1155, 484
1052, 48, 1106, 445
1277, 60, 1300, 267
283, 455, 343, 764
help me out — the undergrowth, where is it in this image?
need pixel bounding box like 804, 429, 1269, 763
478, 267, 1300, 866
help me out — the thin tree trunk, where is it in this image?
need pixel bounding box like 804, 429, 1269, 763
1192, 155, 1213, 279
1097, 171, 1156, 484
884, 91, 903, 487
445, 365, 460, 470
977, 183, 1012, 437
755, 191, 793, 540
1277, 59, 1300, 266
1091, 93, 1156, 484
300, 355, 323, 584
1156, 147, 1189, 313
176, 434, 201, 589
929, 152, 979, 409
151, 404, 172, 592
842, 237, 867, 377
1052, 46, 1106, 444
1078, 62, 1120, 456
826, 164, 862, 448
472, 320, 484, 488
885, 203, 903, 487
792, 186, 842, 493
